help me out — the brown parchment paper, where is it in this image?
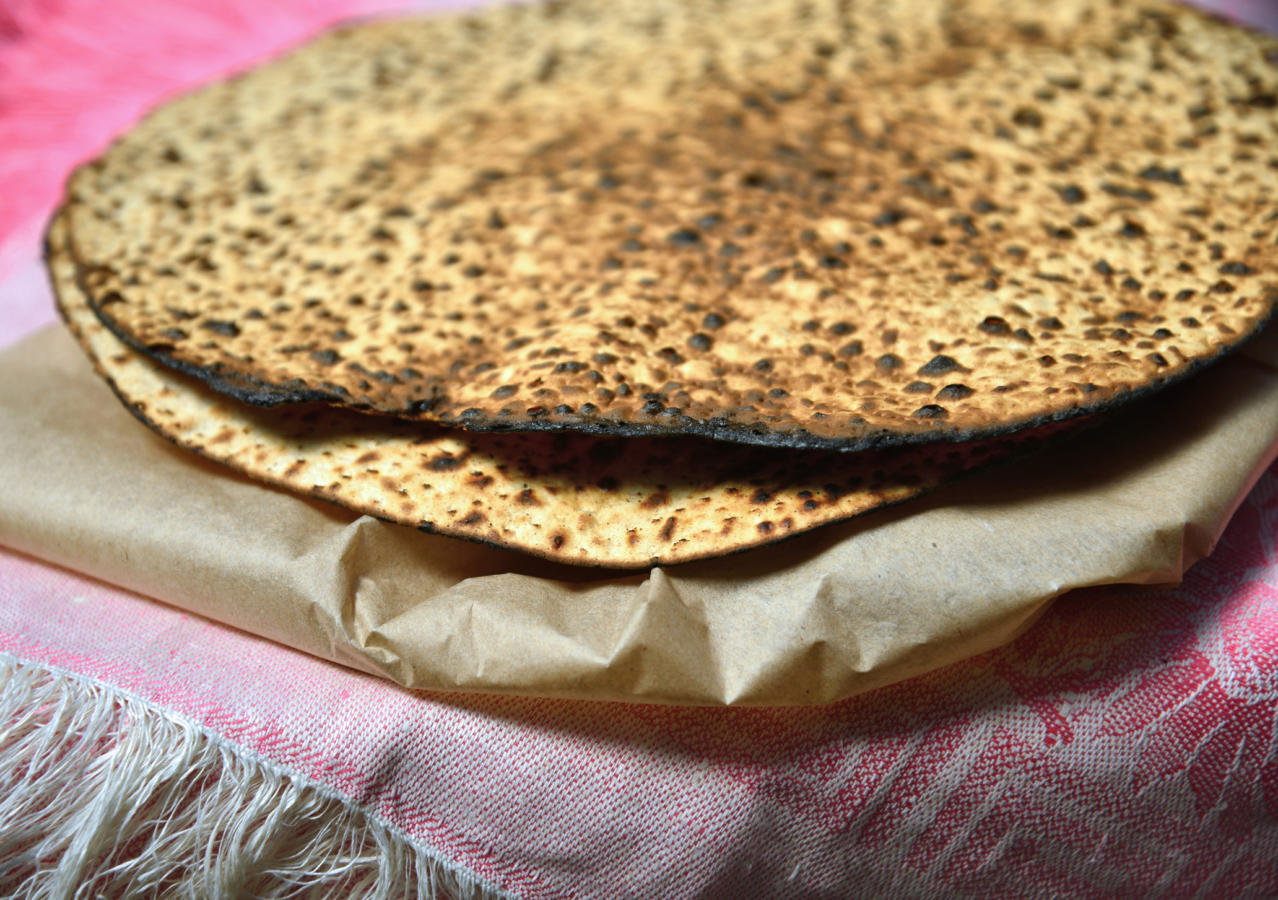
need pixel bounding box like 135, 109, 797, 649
1, 324, 1277, 705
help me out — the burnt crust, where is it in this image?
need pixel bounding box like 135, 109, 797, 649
49, 211, 1082, 567
60, 0, 1278, 453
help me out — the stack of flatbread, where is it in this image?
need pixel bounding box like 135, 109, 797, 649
48, 0, 1278, 567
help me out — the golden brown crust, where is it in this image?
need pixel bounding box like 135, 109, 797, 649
49, 212, 1070, 567
62, 0, 1278, 450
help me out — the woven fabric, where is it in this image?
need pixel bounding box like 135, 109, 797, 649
3, 1, 1278, 896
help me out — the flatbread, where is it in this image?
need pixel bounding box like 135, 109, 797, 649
62, 0, 1278, 451
49, 214, 1072, 567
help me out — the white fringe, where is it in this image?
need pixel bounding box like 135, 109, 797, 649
0, 653, 509, 900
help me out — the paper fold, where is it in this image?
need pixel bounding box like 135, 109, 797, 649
1, 325, 1276, 705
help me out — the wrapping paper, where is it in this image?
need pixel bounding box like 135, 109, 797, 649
0, 323, 1276, 704
3, 0, 1278, 894
4, 482, 1278, 896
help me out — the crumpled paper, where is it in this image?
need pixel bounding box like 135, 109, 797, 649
0, 324, 1275, 704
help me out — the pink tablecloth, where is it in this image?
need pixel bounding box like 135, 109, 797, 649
3, 1, 1277, 897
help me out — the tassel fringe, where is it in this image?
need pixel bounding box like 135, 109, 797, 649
0, 653, 505, 899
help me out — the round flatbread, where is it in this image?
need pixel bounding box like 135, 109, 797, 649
63, 0, 1278, 451
50, 214, 1071, 566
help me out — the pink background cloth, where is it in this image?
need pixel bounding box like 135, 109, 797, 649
3, 0, 1278, 896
